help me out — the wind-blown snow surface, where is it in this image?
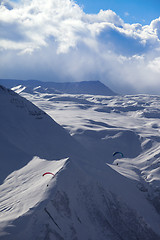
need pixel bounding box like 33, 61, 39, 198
1, 85, 160, 239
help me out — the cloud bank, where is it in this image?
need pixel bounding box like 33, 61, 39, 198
0, 0, 160, 94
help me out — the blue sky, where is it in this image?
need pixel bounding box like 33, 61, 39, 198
76, 0, 160, 25
0, 0, 160, 94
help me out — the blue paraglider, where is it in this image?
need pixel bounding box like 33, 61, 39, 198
113, 151, 124, 158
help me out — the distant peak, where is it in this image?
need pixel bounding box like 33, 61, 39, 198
0, 79, 117, 96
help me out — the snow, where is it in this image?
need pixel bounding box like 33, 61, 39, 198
0, 157, 68, 223
0, 84, 160, 239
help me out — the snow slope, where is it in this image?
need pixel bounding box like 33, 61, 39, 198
0, 85, 84, 237
0, 85, 83, 181
4, 159, 160, 240
0, 86, 160, 239
0, 157, 68, 235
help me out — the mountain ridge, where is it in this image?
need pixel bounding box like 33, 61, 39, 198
0, 85, 84, 183
0, 79, 117, 96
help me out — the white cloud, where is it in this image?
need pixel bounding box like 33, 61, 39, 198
0, 0, 160, 94
148, 56, 160, 72
150, 17, 160, 39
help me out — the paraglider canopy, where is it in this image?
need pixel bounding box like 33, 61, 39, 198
113, 151, 124, 158
42, 172, 55, 177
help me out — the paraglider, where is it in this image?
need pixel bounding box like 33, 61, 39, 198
42, 172, 55, 187
42, 172, 55, 177
113, 151, 124, 158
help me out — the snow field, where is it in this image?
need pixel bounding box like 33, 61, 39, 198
0, 85, 160, 239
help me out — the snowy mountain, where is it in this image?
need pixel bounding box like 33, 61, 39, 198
1, 85, 160, 239
0, 79, 116, 96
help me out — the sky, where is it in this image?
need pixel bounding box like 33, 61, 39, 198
76, 0, 160, 25
0, 0, 160, 94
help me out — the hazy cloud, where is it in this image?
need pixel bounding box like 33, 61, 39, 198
0, 0, 160, 94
